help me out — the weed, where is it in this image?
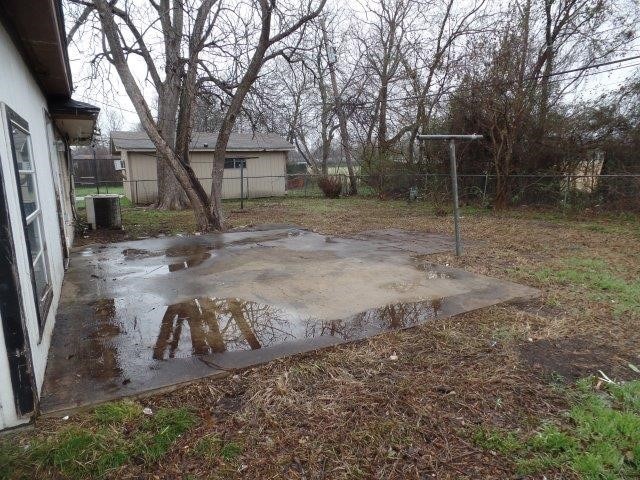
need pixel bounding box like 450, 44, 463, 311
0, 402, 197, 479
94, 399, 142, 424
193, 435, 242, 462
133, 407, 197, 462
534, 257, 640, 315
471, 427, 522, 454
471, 379, 640, 479
219, 442, 242, 461
27, 427, 129, 478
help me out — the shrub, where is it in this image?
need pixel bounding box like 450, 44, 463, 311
317, 175, 342, 198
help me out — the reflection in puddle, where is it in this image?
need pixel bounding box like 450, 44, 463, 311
86, 296, 446, 372
87, 299, 123, 382
304, 298, 443, 339
152, 298, 280, 359
167, 252, 211, 271
165, 244, 212, 271
121, 244, 214, 273
122, 248, 155, 259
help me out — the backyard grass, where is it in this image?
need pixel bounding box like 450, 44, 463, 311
1, 402, 196, 479
2, 196, 639, 479
472, 379, 640, 479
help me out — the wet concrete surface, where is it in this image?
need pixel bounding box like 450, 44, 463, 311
41, 226, 538, 413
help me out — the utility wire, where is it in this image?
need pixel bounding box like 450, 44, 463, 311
329, 55, 640, 109
79, 54, 640, 116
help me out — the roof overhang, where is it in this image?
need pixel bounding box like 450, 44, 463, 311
0, 0, 73, 98
49, 97, 100, 145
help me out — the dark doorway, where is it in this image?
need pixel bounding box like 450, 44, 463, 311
0, 155, 36, 417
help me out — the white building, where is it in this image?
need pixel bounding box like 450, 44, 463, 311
0, 1, 98, 429
111, 131, 294, 204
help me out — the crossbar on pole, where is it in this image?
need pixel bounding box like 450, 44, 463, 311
417, 134, 483, 141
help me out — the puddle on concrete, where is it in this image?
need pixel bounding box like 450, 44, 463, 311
122, 247, 166, 260
412, 259, 455, 279
85, 296, 445, 370
120, 232, 298, 271
81, 299, 124, 383
45, 228, 539, 412
168, 253, 211, 271
165, 244, 212, 271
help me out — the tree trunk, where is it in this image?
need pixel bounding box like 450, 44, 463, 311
493, 144, 512, 210
155, 62, 189, 210
320, 17, 357, 194
494, 172, 509, 210
157, 160, 189, 209
93, 0, 214, 231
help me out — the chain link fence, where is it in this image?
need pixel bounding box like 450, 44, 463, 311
73, 172, 640, 212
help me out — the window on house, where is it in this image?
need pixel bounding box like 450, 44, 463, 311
7, 111, 53, 330
224, 158, 246, 169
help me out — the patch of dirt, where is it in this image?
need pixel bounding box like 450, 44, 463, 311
519, 336, 637, 382
76, 228, 130, 246
509, 298, 566, 319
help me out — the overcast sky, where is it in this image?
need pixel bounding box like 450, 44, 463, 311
66, 0, 640, 134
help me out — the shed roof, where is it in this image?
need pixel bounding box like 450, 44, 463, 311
111, 131, 295, 153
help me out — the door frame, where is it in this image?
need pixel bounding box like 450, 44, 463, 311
0, 147, 37, 417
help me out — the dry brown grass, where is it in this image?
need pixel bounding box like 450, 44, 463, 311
20, 198, 640, 478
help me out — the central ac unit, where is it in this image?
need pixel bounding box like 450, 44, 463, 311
85, 194, 122, 230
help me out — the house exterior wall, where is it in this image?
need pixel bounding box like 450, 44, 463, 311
0, 22, 72, 429
122, 151, 287, 204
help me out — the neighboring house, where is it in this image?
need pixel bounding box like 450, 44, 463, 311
0, 1, 98, 429
111, 131, 295, 204
571, 149, 605, 193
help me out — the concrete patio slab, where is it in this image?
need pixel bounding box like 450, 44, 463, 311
41, 227, 538, 414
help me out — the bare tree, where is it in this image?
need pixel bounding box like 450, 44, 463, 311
200, 0, 328, 228
320, 16, 358, 193
489, 0, 637, 207
71, 0, 326, 230
403, 0, 487, 164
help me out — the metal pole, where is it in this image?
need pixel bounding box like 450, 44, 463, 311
448, 139, 462, 256
240, 161, 244, 210
92, 144, 100, 194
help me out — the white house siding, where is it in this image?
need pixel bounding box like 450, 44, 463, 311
123, 150, 287, 204
46, 120, 75, 250
0, 311, 19, 430
0, 23, 71, 428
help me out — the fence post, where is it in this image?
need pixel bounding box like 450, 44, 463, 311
240, 165, 244, 210
483, 172, 489, 206
92, 146, 100, 194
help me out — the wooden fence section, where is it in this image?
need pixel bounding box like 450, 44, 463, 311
72, 155, 122, 185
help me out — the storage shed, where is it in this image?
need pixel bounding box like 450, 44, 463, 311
110, 131, 294, 204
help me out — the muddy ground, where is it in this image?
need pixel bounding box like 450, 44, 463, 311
16, 198, 640, 478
